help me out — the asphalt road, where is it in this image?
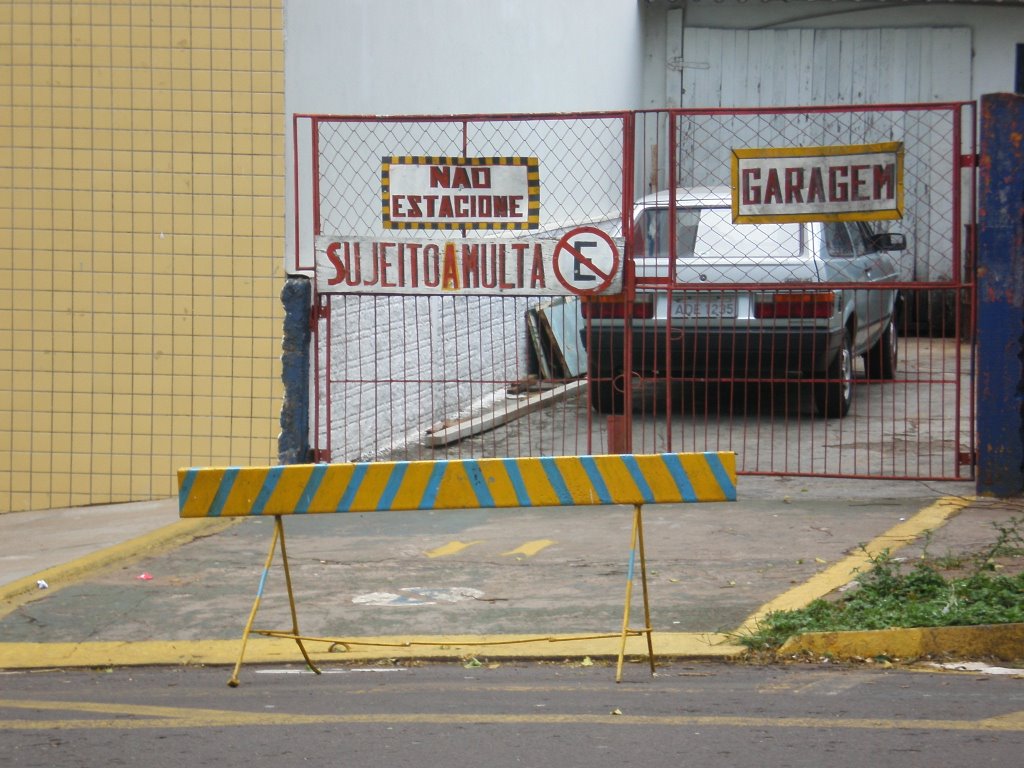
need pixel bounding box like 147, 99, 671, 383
2, 661, 1022, 767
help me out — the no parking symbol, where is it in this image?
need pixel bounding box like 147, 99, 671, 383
552, 226, 623, 296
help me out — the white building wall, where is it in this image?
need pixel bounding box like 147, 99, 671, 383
285, 0, 646, 116
287, 0, 646, 266
284, 0, 644, 460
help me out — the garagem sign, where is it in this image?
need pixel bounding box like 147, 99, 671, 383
730, 142, 903, 223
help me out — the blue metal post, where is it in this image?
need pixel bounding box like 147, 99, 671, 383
977, 93, 1024, 496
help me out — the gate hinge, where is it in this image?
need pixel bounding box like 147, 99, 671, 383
958, 449, 976, 468
960, 153, 979, 168
310, 299, 329, 330
309, 448, 332, 463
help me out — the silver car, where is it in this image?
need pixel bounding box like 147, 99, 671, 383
581, 186, 905, 417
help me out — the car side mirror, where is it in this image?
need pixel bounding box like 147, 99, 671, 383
870, 232, 907, 251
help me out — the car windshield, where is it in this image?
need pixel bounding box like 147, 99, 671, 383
633, 206, 802, 259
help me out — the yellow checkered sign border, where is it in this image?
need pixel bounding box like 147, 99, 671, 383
381, 155, 541, 231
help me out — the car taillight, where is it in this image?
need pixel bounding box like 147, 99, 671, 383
754, 292, 835, 319
580, 296, 654, 319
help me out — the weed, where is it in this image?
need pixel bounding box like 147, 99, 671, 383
976, 515, 1024, 570
738, 518, 1024, 651
930, 551, 969, 570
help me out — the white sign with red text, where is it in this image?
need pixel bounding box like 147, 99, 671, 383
731, 142, 904, 223
315, 235, 624, 296
382, 156, 540, 231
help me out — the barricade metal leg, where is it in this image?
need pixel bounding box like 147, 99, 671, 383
276, 515, 321, 677
227, 516, 320, 687
616, 503, 656, 682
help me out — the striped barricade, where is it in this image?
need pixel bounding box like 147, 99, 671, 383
178, 452, 737, 685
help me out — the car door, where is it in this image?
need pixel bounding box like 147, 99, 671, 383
820, 221, 880, 354
848, 221, 898, 349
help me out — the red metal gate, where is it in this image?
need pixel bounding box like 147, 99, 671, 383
299, 104, 975, 480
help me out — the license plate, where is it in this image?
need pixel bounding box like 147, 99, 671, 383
671, 295, 737, 319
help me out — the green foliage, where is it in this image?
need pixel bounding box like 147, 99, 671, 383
740, 517, 1024, 651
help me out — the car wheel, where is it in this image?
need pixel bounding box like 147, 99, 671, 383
589, 374, 624, 414
814, 331, 853, 418
865, 318, 897, 380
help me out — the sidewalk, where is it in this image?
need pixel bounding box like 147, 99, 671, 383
0, 498, 181, 587
1, 476, 1021, 672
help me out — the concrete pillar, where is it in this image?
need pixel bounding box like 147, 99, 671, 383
278, 277, 312, 465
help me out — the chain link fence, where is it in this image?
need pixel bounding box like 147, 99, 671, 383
304, 105, 975, 480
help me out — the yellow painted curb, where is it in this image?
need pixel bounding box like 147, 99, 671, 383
778, 623, 1024, 662
733, 495, 972, 636
0, 632, 746, 670
0, 518, 239, 620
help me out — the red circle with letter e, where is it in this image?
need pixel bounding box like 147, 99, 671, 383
552, 226, 621, 296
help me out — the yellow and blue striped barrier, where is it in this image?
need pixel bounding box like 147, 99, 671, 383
178, 452, 737, 518
178, 451, 737, 686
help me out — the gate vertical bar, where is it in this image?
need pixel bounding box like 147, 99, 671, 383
311, 117, 333, 463
663, 111, 678, 438
622, 111, 637, 452
952, 103, 966, 479
966, 101, 979, 477
292, 114, 303, 272
323, 294, 332, 462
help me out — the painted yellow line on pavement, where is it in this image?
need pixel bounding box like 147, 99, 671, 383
734, 495, 972, 635
425, 540, 483, 558
0, 518, 239, 620
0, 632, 743, 670
502, 539, 556, 557
1, 699, 1022, 732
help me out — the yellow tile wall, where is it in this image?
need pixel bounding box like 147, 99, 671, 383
0, 0, 286, 512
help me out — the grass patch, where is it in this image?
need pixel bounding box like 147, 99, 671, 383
740, 516, 1024, 651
